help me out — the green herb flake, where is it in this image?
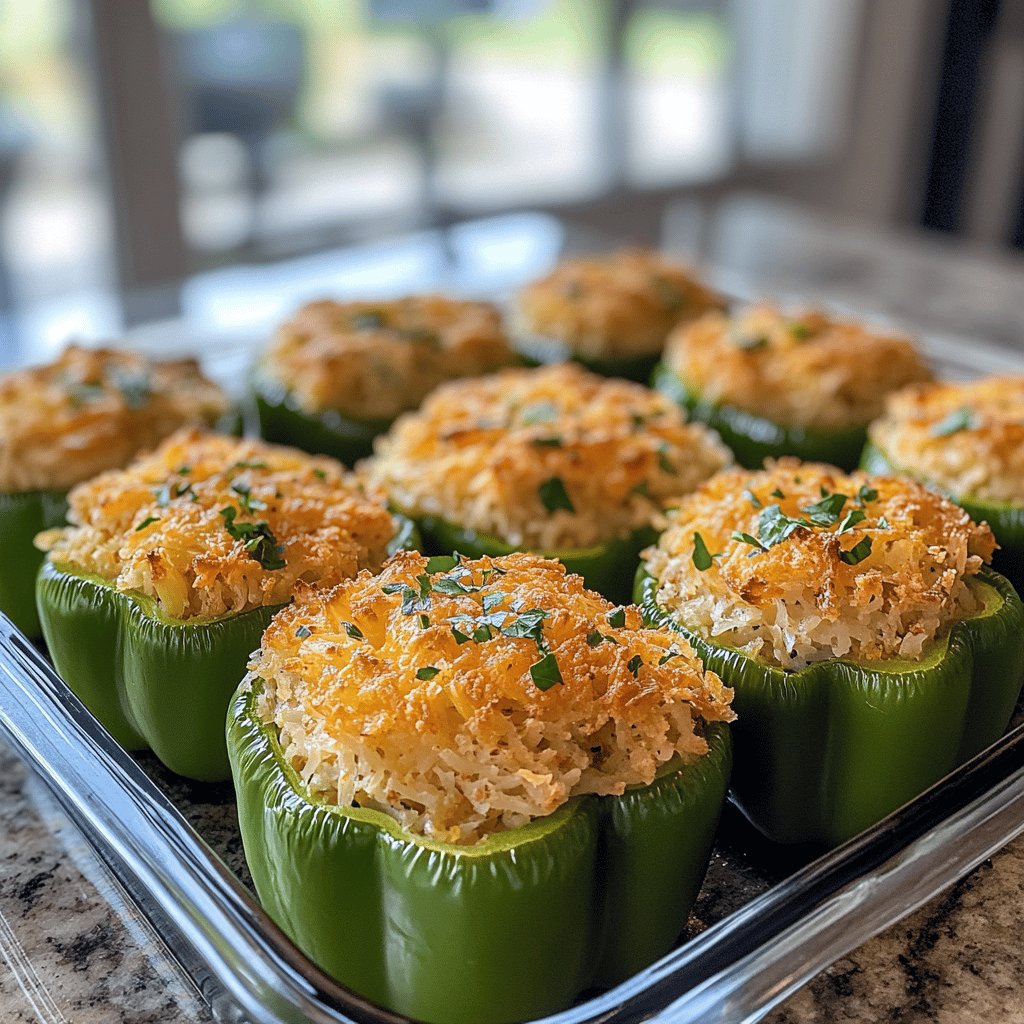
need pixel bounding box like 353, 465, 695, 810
295, 625, 312, 639
631, 479, 651, 498
530, 652, 563, 691
836, 508, 866, 534
232, 460, 268, 470
586, 629, 605, 647
531, 435, 563, 448
452, 627, 472, 645
135, 515, 160, 532
744, 489, 763, 509
418, 614, 430, 629
770, 488, 786, 499
350, 311, 385, 331
607, 607, 627, 628
658, 646, 681, 666
482, 591, 507, 613
692, 532, 716, 571
312, 468, 327, 481
175, 464, 191, 475
657, 444, 677, 475
877, 515, 891, 530
757, 505, 811, 547
500, 608, 549, 641
733, 332, 769, 351
114, 371, 152, 409
342, 621, 364, 641
416, 665, 440, 681
856, 485, 878, 505
932, 406, 977, 437
839, 536, 873, 565
801, 492, 848, 527
219, 506, 286, 571
231, 480, 267, 514
627, 654, 643, 677
538, 476, 575, 513
732, 530, 768, 553
788, 321, 813, 340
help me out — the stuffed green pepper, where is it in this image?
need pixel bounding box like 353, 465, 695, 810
0, 344, 231, 637
254, 295, 516, 464
636, 459, 1024, 847
35, 428, 409, 780
228, 549, 734, 1024
652, 304, 932, 469
512, 247, 725, 381
865, 374, 1024, 590
363, 362, 731, 602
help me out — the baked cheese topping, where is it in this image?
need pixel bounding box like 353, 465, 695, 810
0, 345, 231, 493
365, 363, 731, 550
251, 550, 734, 844
642, 460, 994, 670
36, 429, 396, 620
260, 295, 514, 422
516, 248, 724, 359
868, 375, 1024, 504
663, 305, 931, 429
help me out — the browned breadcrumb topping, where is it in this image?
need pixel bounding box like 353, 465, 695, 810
643, 460, 995, 669
869, 375, 1024, 504
364, 363, 731, 550
0, 345, 231, 492
36, 429, 396, 620
664, 304, 932, 429
252, 550, 734, 843
516, 248, 725, 359
261, 295, 514, 421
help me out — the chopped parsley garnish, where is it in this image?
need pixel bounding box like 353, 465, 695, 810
538, 476, 575, 513
587, 629, 616, 647
219, 506, 286, 570
432, 573, 484, 596
932, 406, 977, 437
382, 575, 432, 614
744, 489, 762, 509
839, 536, 873, 565
607, 607, 626, 628
529, 652, 563, 691
482, 591, 507, 612
452, 626, 472, 645
295, 625, 312, 638
232, 460, 268, 470
342, 621, 364, 640
231, 480, 267, 514
631, 479, 650, 498
416, 665, 440, 681
770, 488, 786, 499
801, 492, 848, 527
627, 654, 643, 677
732, 530, 768, 553
418, 614, 430, 629
520, 401, 557, 425
836, 508, 866, 534
692, 532, 717, 571
531, 435, 563, 448
312, 468, 327, 481
135, 515, 160, 532
175, 465, 192, 475
630, 412, 648, 429
658, 646, 681, 666
877, 515, 891, 530
499, 608, 549, 640
856, 485, 878, 505
757, 505, 811, 547
788, 321, 813, 340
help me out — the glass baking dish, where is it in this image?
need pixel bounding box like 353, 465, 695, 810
3, 308, 1024, 1024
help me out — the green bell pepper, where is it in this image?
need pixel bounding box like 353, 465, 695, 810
253, 375, 390, 466
651, 362, 867, 470
227, 678, 732, 1024
415, 514, 657, 603
514, 331, 659, 383
635, 564, 1024, 847
862, 439, 1024, 591
36, 514, 419, 779
0, 489, 67, 637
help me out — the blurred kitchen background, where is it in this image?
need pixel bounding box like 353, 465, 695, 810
1, 0, 1023, 371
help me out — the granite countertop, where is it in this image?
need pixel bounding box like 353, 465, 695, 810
3, 198, 1024, 1022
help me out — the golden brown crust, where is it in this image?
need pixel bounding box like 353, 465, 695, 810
516, 248, 725, 359
254, 550, 734, 842
664, 305, 932, 429
36, 429, 396, 620
0, 345, 231, 492
364, 363, 731, 549
868, 375, 1024, 504
261, 295, 514, 421
643, 460, 994, 668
